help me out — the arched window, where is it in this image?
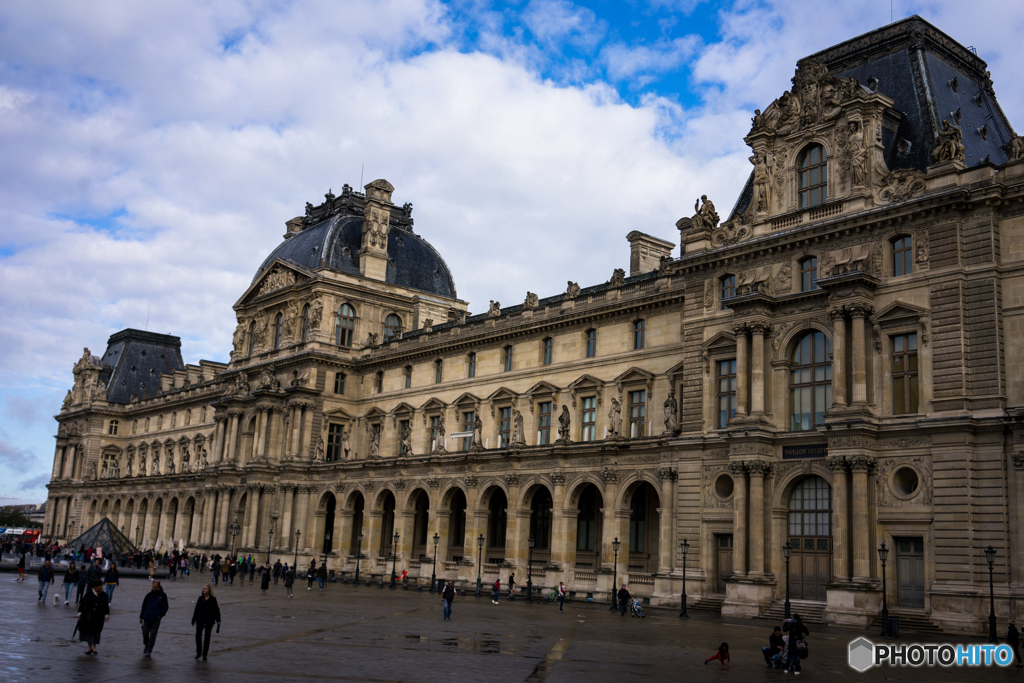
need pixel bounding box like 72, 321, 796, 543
247, 321, 257, 355
633, 320, 646, 350
892, 235, 913, 276
383, 313, 402, 341
798, 144, 827, 208
273, 313, 283, 350
790, 331, 833, 431
300, 304, 310, 343
336, 304, 356, 346
721, 274, 736, 309
800, 257, 818, 291
529, 488, 553, 550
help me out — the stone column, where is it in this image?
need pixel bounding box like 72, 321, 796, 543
64, 444, 77, 479
211, 418, 226, 464
747, 461, 769, 577
255, 408, 269, 461
214, 488, 231, 546
226, 412, 241, 464
304, 487, 319, 552
300, 408, 315, 460
280, 485, 295, 548
829, 307, 848, 407
657, 468, 677, 573
242, 486, 257, 547
849, 304, 872, 406
826, 456, 850, 582
734, 325, 750, 417
1011, 452, 1024, 586
128, 503, 139, 547
550, 473, 568, 569
294, 485, 311, 552
849, 455, 874, 581
156, 506, 170, 550
287, 405, 302, 458
749, 322, 771, 416
268, 408, 285, 461
729, 461, 748, 576
173, 506, 185, 547
600, 472, 619, 570
337, 509, 354, 560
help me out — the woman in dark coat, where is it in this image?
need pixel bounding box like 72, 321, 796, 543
77, 580, 110, 655
260, 563, 271, 593
283, 566, 295, 598
191, 584, 221, 661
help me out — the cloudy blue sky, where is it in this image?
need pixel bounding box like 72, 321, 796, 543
1, 0, 1022, 505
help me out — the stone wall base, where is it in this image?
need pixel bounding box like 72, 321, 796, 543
825, 583, 881, 627
722, 578, 775, 618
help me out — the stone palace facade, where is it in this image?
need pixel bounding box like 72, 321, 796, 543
45, 17, 1024, 633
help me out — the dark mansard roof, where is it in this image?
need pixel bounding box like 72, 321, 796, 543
99, 329, 184, 405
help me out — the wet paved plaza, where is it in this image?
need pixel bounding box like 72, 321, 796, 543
0, 572, 1019, 682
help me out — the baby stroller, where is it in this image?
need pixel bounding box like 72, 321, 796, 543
630, 598, 646, 618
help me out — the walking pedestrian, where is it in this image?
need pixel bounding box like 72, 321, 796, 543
16, 552, 26, 581
306, 563, 315, 590
705, 642, 730, 665
191, 584, 221, 661
284, 566, 295, 598
148, 557, 156, 581
783, 614, 809, 675
228, 561, 237, 585
211, 559, 220, 585
508, 573, 516, 600
273, 559, 282, 585
557, 582, 567, 613
104, 562, 120, 603
248, 558, 256, 582
616, 585, 630, 617
238, 558, 246, 586
441, 580, 455, 620
1008, 621, 1022, 667
77, 580, 110, 656
317, 562, 328, 590
37, 559, 56, 603
63, 562, 79, 605
220, 560, 230, 585
139, 580, 168, 657
491, 578, 500, 604
762, 626, 786, 668
260, 563, 271, 593
76, 562, 89, 603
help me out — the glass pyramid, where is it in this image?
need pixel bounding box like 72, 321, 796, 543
67, 517, 139, 556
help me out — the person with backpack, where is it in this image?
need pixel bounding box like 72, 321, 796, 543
138, 580, 169, 657
103, 561, 120, 603
762, 626, 786, 668
228, 560, 237, 585
557, 582, 567, 613
491, 578, 501, 604
784, 614, 809, 674
441, 581, 456, 620
705, 642, 730, 666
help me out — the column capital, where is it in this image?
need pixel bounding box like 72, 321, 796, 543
827, 306, 848, 322
746, 460, 772, 477
728, 461, 748, 476
748, 321, 772, 337
550, 472, 567, 485
825, 455, 848, 472
656, 467, 678, 481
847, 303, 874, 319
732, 323, 750, 337
847, 454, 875, 472
1011, 451, 1024, 470
465, 476, 479, 487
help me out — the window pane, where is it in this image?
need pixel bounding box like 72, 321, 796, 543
909, 376, 919, 413
894, 376, 905, 414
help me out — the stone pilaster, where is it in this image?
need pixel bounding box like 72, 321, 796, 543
734, 325, 750, 418
849, 455, 875, 581
829, 307, 848, 407
826, 455, 850, 582
729, 461, 749, 576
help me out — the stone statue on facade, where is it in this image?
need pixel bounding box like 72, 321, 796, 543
607, 398, 622, 438
523, 291, 539, 309
1008, 135, 1024, 160
752, 152, 772, 213
848, 120, 867, 187
565, 282, 581, 299
663, 389, 679, 434
152, 458, 159, 476
181, 445, 190, 470
691, 195, 720, 231
485, 301, 501, 318
232, 320, 246, 353
400, 422, 412, 456
431, 415, 446, 453
314, 436, 325, 461
931, 119, 965, 164
62, 390, 72, 411
609, 268, 625, 288
125, 457, 132, 477
308, 298, 324, 330
363, 332, 380, 349
511, 408, 525, 446
557, 405, 571, 443
342, 428, 351, 459
139, 455, 146, 476
471, 418, 483, 451
88, 463, 97, 480
167, 459, 175, 474
366, 423, 380, 457
110, 459, 120, 479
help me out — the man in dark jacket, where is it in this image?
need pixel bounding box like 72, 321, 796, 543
37, 560, 56, 603
273, 560, 283, 585
1008, 621, 1022, 667
762, 626, 786, 667
139, 581, 169, 657
441, 581, 456, 620
211, 559, 221, 585
86, 559, 104, 587
617, 585, 630, 617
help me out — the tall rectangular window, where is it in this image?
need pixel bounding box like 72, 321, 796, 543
538, 402, 552, 445
503, 346, 514, 372
326, 423, 344, 462
633, 320, 646, 350
405, 365, 412, 389
334, 372, 345, 395
585, 329, 597, 358
717, 360, 737, 428
430, 416, 443, 451
462, 411, 475, 452
499, 407, 511, 448
581, 397, 596, 442
892, 333, 919, 414
434, 359, 443, 384
375, 371, 384, 393
629, 390, 646, 437
893, 236, 913, 277
467, 352, 476, 378
542, 337, 553, 365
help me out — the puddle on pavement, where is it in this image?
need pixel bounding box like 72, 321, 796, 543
381, 633, 505, 654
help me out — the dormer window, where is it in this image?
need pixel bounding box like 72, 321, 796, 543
798, 144, 827, 208
383, 313, 402, 341
892, 236, 913, 276
300, 304, 310, 343
336, 303, 356, 347
273, 313, 283, 350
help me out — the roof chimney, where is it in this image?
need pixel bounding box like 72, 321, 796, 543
626, 231, 675, 276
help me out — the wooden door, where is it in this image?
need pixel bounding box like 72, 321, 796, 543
896, 538, 925, 608
716, 534, 733, 593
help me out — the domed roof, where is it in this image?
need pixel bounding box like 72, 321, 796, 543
252, 214, 457, 299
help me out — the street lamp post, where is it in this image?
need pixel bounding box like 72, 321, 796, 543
293, 529, 301, 572
266, 524, 275, 565
135, 525, 140, 546
783, 542, 792, 620
679, 539, 689, 618
609, 537, 621, 612
475, 534, 484, 598
985, 546, 997, 643
526, 536, 535, 603
354, 532, 363, 587
878, 542, 890, 637
390, 532, 400, 589
228, 519, 240, 560
430, 533, 439, 594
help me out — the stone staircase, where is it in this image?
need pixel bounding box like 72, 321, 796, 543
688, 594, 725, 614
758, 599, 828, 624
868, 609, 945, 635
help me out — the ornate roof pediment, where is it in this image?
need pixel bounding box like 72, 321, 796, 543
235, 259, 314, 307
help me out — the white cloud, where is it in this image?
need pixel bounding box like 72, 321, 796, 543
522, 0, 606, 50
602, 36, 702, 83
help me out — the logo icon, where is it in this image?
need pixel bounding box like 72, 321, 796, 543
849, 637, 874, 672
